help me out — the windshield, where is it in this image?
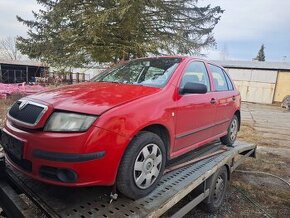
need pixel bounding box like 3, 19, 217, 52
92, 58, 182, 87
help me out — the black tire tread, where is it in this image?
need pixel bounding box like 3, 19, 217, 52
200, 166, 228, 213
220, 115, 239, 146
117, 131, 166, 199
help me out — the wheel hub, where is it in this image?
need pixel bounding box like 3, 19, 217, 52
144, 158, 154, 172
213, 176, 224, 201
230, 119, 238, 141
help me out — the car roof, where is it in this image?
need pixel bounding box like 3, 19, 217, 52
135, 55, 205, 61
134, 56, 225, 69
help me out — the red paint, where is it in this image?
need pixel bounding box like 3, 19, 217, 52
3, 57, 240, 186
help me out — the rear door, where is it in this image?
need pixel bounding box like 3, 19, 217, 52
208, 64, 237, 136
174, 61, 216, 156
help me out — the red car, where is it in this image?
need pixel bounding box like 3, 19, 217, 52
1, 57, 240, 199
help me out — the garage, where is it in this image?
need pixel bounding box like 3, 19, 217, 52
0, 60, 47, 84
214, 60, 290, 104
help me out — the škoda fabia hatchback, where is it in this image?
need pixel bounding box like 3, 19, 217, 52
1, 57, 240, 199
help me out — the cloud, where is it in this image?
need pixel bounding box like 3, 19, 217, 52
204, 0, 290, 42
1, 0, 290, 61
200, 0, 290, 61
0, 0, 41, 38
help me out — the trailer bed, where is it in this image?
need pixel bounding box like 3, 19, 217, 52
0, 141, 256, 218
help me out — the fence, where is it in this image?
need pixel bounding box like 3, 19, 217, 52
49, 72, 88, 84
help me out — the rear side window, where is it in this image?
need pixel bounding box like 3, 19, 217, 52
209, 64, 229, 91
224, 70, 234, 90
180, 61, 210, 91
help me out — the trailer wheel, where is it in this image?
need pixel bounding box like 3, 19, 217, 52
117, 131, 166, 200
201, 166, 228, 213
220, 115, 239, 146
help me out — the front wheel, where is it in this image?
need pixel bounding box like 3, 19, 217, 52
117, 131, 166, 199
220, 115, 239, 146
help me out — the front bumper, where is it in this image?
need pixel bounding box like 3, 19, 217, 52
0, 121, 128, 186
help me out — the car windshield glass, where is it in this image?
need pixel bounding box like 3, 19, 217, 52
92, 58, 182, 87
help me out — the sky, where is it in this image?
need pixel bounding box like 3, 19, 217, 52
0, 0, 290, 62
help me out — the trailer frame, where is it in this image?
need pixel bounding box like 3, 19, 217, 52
0, 141, 256, 218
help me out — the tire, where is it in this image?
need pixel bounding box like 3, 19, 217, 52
220, 115, 239, 146
117, 131, 166, 200
201, 166, 228, 213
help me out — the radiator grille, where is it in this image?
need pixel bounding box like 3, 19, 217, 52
9, 100, 47, 126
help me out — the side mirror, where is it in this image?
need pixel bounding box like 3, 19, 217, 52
180, 82, 207, 95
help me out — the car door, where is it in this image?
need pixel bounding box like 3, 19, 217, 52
209, 64, 237, 136
174, 61, 216, 155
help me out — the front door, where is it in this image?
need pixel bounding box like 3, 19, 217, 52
173, 61, 216, 157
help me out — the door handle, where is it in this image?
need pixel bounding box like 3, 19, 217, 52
210, 98, 216, 104
232, 96, 236, 101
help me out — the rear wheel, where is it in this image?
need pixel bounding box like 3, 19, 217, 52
117, 131, 166, 199
220, 115, 239, 146
201, 166, 228, 213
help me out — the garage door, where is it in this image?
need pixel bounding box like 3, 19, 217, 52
274, 71, 290, 102
227, 68, 277, 104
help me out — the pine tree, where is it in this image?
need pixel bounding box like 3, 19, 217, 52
16, 0, 223, 67
256, 44, 265, 62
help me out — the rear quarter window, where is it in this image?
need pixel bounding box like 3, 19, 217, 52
223, 70, 234, 90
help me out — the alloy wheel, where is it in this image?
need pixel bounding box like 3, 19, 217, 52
229, 119, 238, 141
133, 143, 162, 189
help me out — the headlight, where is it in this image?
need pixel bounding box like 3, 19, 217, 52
44, 112, 97, 132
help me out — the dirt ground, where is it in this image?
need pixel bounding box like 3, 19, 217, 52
0, 95, 23, 129
186, 103, 290, 217
0, 99, 289, 217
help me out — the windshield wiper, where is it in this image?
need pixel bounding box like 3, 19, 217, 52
97, 81, 123, 84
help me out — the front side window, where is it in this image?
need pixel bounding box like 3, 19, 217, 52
92, 58, 182, 88
180, 61, 210, 91
209, 64, 229, 91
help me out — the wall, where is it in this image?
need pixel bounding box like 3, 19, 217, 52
226, 68, 278, 104
274, 71, 290, 102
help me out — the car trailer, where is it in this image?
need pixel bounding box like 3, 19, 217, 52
0, 141, 256, 218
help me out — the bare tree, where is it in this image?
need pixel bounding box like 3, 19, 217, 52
0, 37, 20, 60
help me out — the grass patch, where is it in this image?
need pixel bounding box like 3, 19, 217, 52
0, 94, 24, 127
